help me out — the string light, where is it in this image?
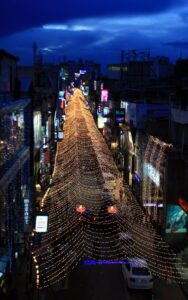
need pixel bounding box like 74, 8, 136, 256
33, 88, 188, 289
142, 136, 172, 223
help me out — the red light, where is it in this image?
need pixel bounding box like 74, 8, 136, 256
178, 198, 188, 214
107, 205, 117, 214
76, 205, 86, 213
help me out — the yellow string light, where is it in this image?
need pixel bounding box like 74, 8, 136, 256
32, 88, 187, 289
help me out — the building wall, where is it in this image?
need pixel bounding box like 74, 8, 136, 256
0, 99, 32, 272
0, 51, 18, 100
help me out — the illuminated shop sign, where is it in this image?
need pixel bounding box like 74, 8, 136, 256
59, 91, 65, 97
101, 90, 108, 102
115, 109, 125, 115
103, 107, 110, 116
114, 109, 125, 123
166, 205, 188, 233
97, 104, 102, 115
35, 215, 48, 233
98, 116, 107, 129
33, 111, 42, 147
80, 69, 87, 74
115, 116, 124, 123
143, 203, 163, 207
143, 163, 160, 187
24, 199, 29, 225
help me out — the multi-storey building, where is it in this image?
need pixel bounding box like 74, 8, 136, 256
60, 58, 101, 85
0, 49, 19, 101
18, 58, 58, 192
0, 50, 32, 284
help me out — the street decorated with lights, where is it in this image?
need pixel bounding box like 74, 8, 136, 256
33, 88, 187, 289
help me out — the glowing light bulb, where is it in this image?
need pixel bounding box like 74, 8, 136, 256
76, 204, 86, 213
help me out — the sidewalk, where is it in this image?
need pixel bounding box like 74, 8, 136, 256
7, 251, 34, 300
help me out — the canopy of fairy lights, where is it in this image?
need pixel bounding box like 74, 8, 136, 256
33, 88, 187, 289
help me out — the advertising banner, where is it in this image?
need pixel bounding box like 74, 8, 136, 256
35, 215, 48, 233
166, 205, 188, 233
101, 90, 108, 102
114, 108, 125, 123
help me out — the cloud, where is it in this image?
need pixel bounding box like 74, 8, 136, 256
43, 24, 95, 32
1, 7, 188, 66
0, 0, 187, 36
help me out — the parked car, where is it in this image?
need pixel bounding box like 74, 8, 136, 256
122, 258, 153, 289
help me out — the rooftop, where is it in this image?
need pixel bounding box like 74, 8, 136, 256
0, 49, 19, 61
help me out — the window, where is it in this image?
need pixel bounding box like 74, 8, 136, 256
132, 267, 150, 276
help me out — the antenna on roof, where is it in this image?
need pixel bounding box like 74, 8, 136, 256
32, 42, 37, 65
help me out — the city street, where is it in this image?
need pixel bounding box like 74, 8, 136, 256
45, 264, 187, 300
1, 38, 188, 300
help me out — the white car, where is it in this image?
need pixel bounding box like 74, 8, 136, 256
122, 258, 153, 289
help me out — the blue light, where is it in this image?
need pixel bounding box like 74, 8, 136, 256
134, 172, 141, 183
83, 259, 125, 265
80, 69, 87, 74
98, 260, 124, 265
84, 260, 96, 265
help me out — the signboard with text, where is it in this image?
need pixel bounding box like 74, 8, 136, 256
101, 90, 108, 102
166, 205, 188, 233
114, 108, 125, 123
35, 215, 48, 233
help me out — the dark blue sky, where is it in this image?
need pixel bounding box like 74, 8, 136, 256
1, 0, 188, 68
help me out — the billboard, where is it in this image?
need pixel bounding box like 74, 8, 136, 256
101, 90, 108, 102
33, 111, 42, 147
114, 109, 125, 123
35, 215, 48, 233
166, 205, 188, 233
103, 107, 110, 116
98, 116, 107, 129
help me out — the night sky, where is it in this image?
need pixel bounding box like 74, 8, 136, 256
1, 0, 188, 68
